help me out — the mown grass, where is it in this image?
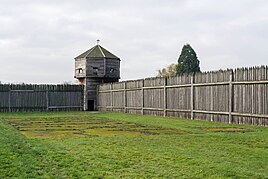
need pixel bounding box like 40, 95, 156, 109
0, 112, 267, 178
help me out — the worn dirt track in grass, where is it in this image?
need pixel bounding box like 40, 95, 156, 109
8, 117, 189, 138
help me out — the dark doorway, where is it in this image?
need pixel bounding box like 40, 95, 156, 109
88, 100, 95, 111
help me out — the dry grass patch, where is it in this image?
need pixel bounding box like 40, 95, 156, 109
8, 117, 188, 139
201, 127, 254, 133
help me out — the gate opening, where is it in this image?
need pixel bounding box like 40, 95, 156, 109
87, 100, 95, 111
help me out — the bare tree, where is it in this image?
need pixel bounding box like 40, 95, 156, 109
157, 64, 177, 77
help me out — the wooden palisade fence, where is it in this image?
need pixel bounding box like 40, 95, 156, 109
0, 84, 84, 112
98, 66, 268, 126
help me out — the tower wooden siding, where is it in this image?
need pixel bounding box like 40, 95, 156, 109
75, 59, 86, 77
75, 58, 120, 79
86, 58, 105, 77
105, 59, 120, 78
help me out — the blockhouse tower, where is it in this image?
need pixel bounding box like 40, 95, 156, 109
74, 43, 120, 110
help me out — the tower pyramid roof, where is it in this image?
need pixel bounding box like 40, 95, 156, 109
75, 45, 119, 59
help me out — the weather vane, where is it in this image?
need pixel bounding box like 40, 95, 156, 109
97, 39, 100, 45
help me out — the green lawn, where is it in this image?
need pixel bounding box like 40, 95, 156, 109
0, 112, 267, 178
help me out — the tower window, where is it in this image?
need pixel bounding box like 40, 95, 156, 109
110, 68, 115, 73
78, 68, 83, 73
93, 67, 98, 75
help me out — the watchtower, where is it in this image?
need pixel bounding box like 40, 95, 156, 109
74, 42, 120, 110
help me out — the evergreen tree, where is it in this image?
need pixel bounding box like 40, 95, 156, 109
176, 44, 201, 75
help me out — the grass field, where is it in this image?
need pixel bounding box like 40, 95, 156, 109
0, 112, 267, 178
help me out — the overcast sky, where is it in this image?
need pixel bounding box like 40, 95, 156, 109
0, 0, 268, 84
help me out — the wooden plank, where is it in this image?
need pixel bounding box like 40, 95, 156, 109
210, 85, 214, 122
110, 83, 113, 111
231, 112, 268, 119
141, 80, 144, 115
229, 71, 233, 124
163, 78, 167, 117
193, 110, 229, 115
8, 90, 11, 112
124, 82, 127, 113
166, 108, 191, 113
126, 107, 142, 110
96, 85, 99, 111
190, 74, 194, 120
10, 90, 34, 92
46, 90, 49, 111
48, 106, 83, 109
143, 107, 163, 111
233, 80, 268, 85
